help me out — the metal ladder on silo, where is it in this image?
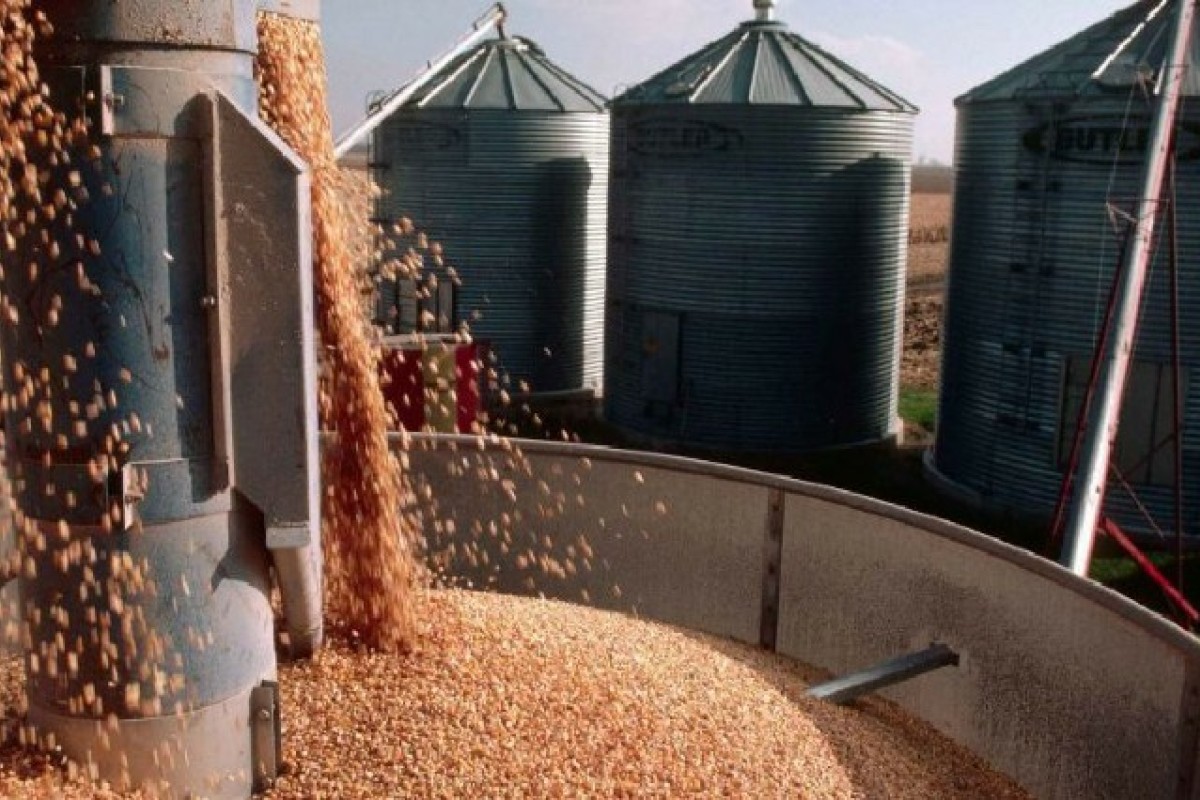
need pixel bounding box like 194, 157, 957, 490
985, 97, 1065, 495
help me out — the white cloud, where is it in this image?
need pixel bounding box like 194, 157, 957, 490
809, 31, 925, 80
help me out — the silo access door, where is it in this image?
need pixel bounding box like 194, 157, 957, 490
641, 310, 682, 420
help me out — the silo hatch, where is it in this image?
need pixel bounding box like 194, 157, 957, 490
641, 311, 682, 416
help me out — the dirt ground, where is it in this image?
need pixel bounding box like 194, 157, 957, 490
903, 192, 951, 392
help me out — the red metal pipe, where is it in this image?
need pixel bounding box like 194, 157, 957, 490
1110, 464, 1170, 542
1101, 518, 1199, 628
1049, 238, 1127, 546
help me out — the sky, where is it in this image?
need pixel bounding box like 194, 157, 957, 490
321, 0, 1134, 164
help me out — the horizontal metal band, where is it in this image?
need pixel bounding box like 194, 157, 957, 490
36, 0, 259, 54
10, 456, 231, 526
27, 684, 268, 797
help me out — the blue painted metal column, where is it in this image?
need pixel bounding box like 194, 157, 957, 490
0, 1, 322, 795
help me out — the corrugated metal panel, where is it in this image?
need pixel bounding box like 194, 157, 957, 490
605, 105, 913, 451
424, 48, 491, 108
961, 0, 1200, 103
750, 37, 798, 105
617, 20, 916, 111
934, 87, 1200, 536
412, 36, 606, 112
375, 109, 609, 393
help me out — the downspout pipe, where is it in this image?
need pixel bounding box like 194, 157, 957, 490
273, 539, 324, 657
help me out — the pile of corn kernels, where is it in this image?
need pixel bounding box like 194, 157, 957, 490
0, 590, 1030, 798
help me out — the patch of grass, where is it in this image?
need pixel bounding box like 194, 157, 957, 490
1092, 551, 1199, 623
1089, 557, 1142, 585
899, 388, 938, 432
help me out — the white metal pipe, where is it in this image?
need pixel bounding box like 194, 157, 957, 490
753, 0, 776, 22
1061, 0, 1197, 576
333, 2, 507, 159
273, 544, 324, 657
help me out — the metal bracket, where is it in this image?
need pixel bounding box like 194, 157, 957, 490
105, 463, 144, 532
1176, 659, 1200, 799
808, 643, 960, 706
759, 488, 784, 650
250, 681, 282, 793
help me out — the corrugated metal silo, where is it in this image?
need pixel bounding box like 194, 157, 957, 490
372, 33, 609, 395
931, 0, 1200, 535
605, 2, 916, 452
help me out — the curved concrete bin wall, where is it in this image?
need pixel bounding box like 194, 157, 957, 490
403, 434, 1200, 800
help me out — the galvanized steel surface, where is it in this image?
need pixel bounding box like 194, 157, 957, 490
616, 20, 915, 110
408, 36, 606, 112
605, 104, 913, 451
961, 0, 1200, 103
37, 0, 260, 53
374, 37, 609, 393
934, 86, 1200, 535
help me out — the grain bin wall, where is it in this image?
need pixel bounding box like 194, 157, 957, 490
373, 37, 609, 395
605, 18, 915, 452
930, 0, 1200, 536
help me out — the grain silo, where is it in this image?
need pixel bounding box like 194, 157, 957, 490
605, 0, 916, 452
930, 0, 1200, 536
370, 30, 609, 396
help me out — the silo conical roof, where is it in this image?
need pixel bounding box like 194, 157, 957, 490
613, 18, 915, 111
960, 0, 1200, 103
400, 35, 607, 112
